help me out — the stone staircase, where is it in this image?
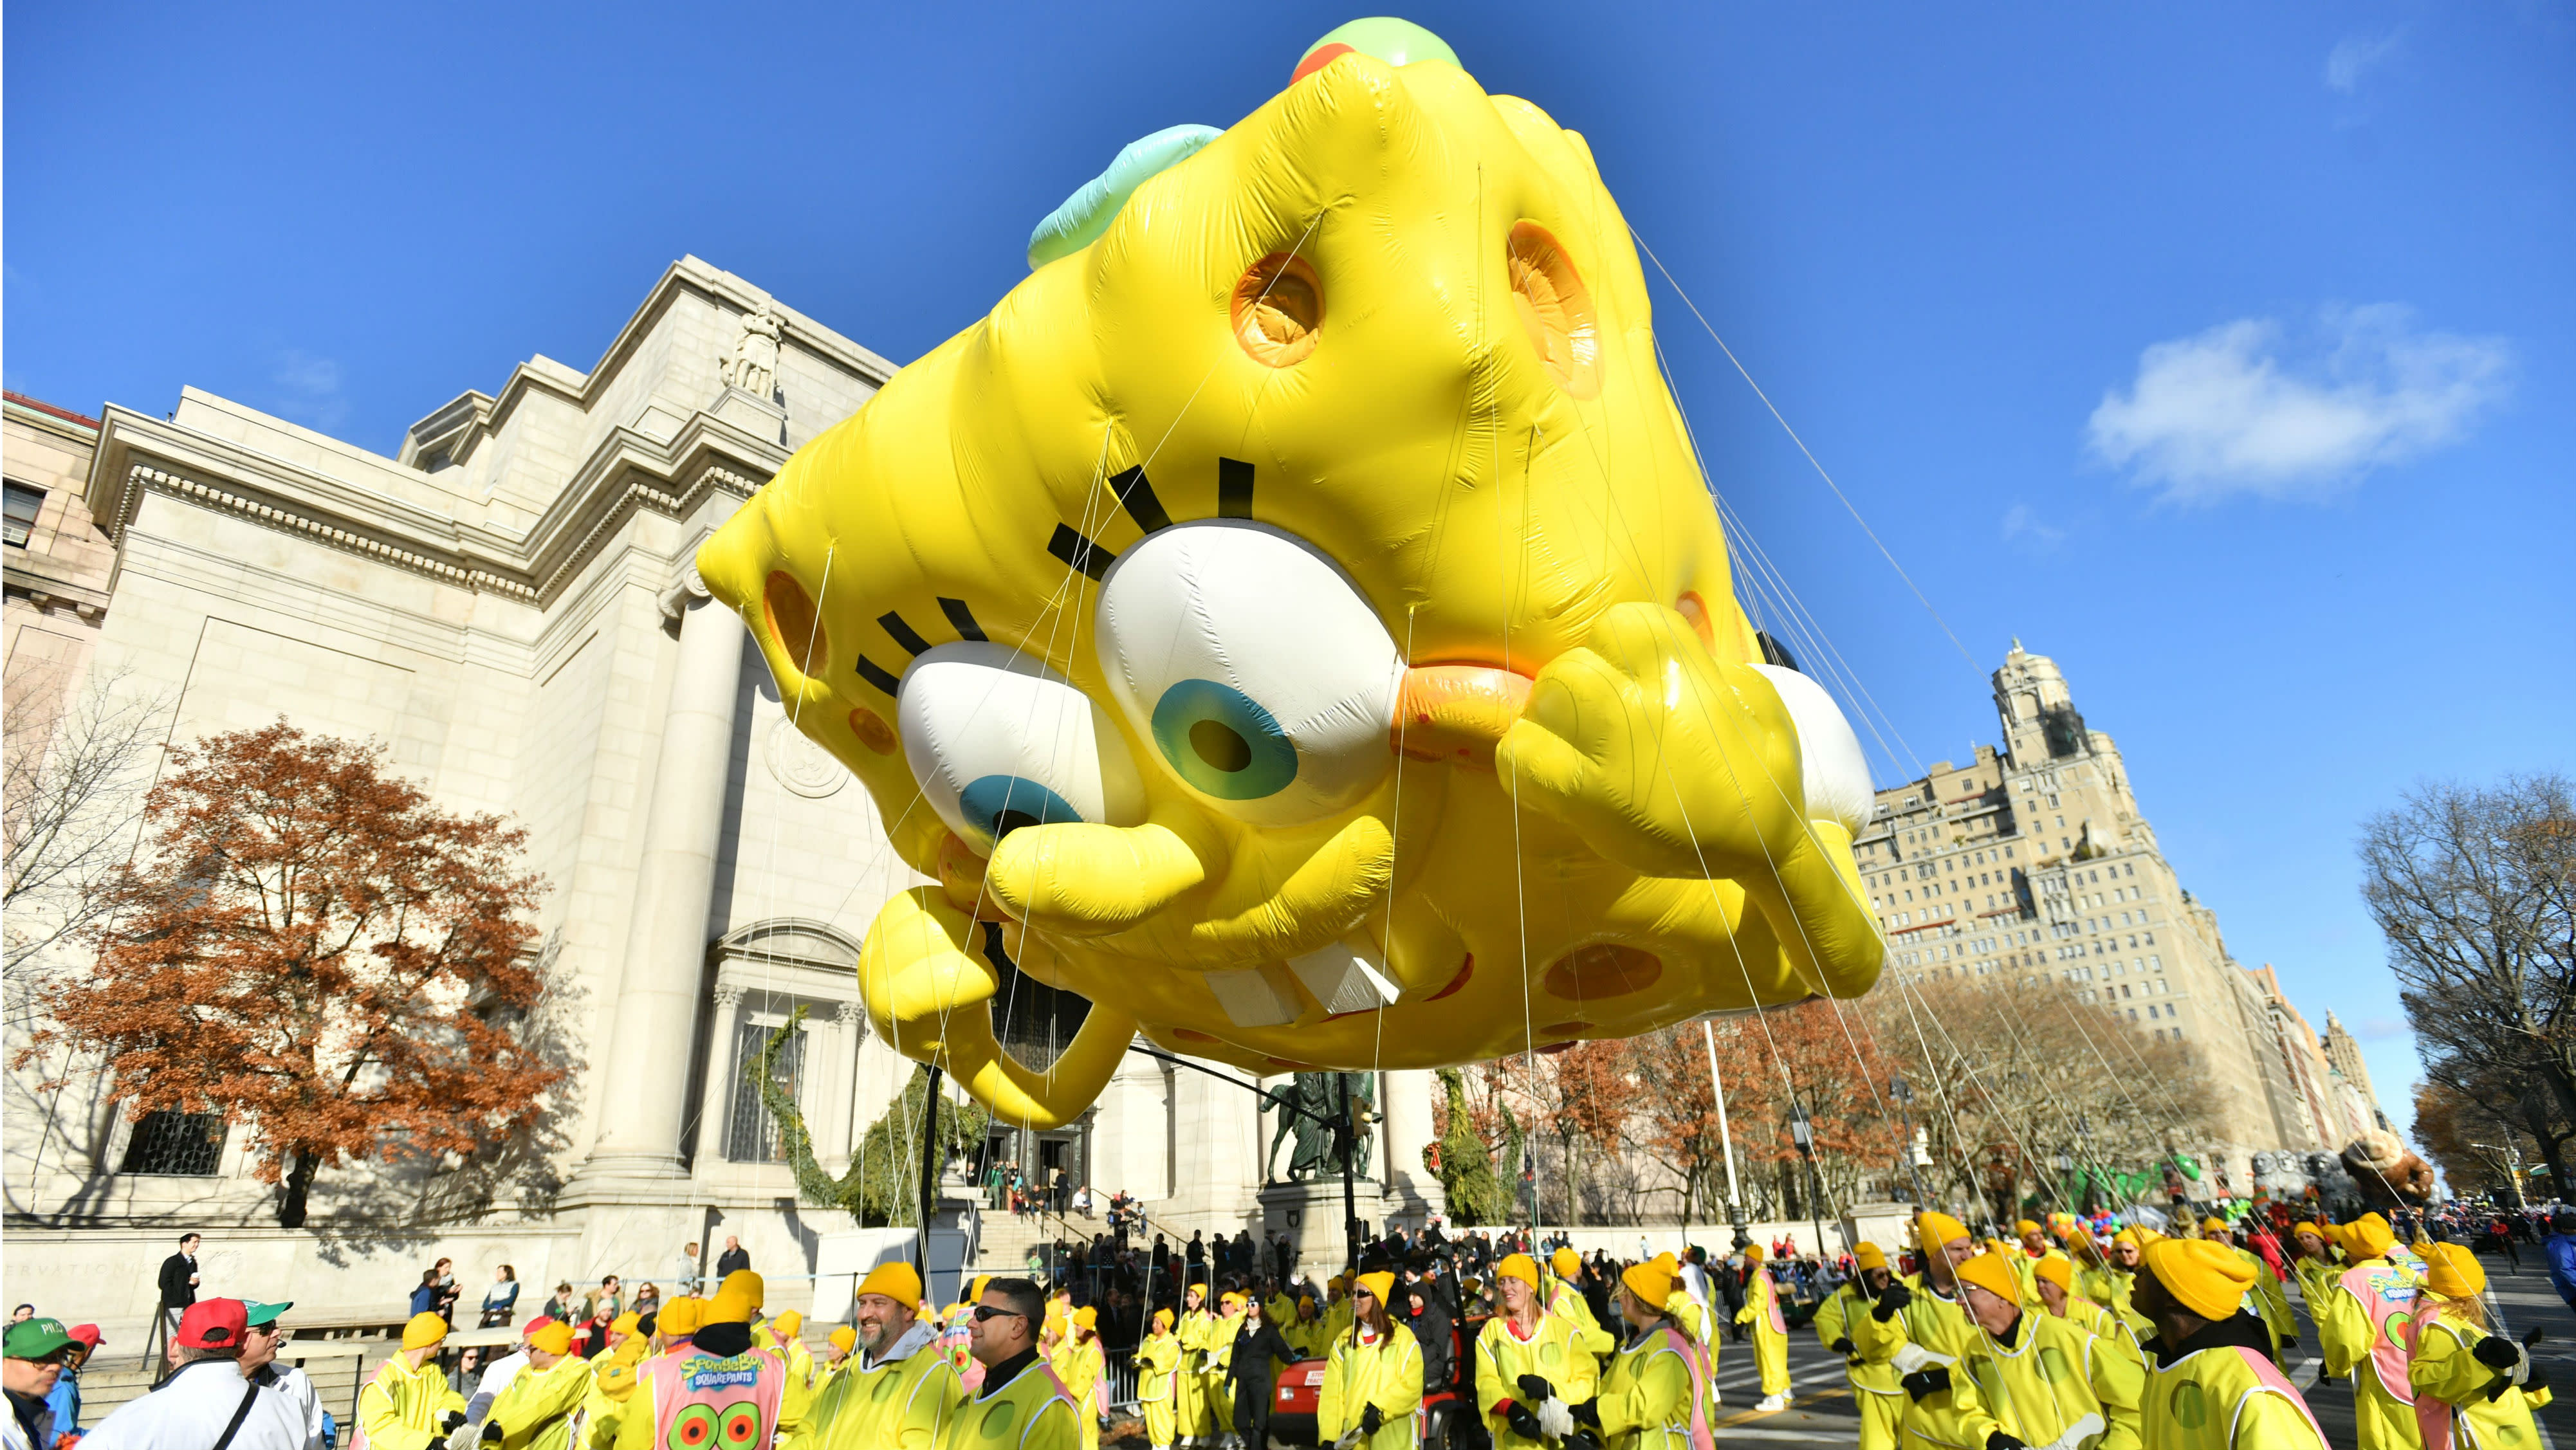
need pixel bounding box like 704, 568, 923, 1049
966, 1200, 1205, 1278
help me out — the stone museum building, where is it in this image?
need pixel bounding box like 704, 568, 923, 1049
0, 260, 1444, 1330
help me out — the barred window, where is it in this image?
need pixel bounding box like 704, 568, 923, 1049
724, 1019, 806, 1164
4, 482, 43, 547
122, 1110, 227, 1176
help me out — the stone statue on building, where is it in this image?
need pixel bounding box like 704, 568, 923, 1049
1262, 1071, 1377, 1182
1260, 1082, 1300, 1184
720, 302, 786, 399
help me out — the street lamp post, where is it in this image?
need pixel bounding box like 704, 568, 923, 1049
2471, 1141, 2532, 1211
1890, 1074, 1930, 1207
1790, 1099, 1832, 1263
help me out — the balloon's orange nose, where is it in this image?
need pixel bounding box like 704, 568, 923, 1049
1392, 665, 1533, 771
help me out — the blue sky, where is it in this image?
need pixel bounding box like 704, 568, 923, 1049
9, 2, 2570, 1134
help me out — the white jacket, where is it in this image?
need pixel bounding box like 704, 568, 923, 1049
253, 1362, 328, 1450
81, 1359, 307, 1450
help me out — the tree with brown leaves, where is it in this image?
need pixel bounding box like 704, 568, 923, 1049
18, 720, 558, 1227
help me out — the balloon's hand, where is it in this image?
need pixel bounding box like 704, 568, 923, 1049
1500, 604, 1807, 883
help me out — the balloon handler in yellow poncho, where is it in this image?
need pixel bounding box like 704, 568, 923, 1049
1316, 1273, 1424, 1450
1946, 1248, 2144, 1450
2315, 1212, 2429, 1450
1476, 1254, 1600, 1450
1137, 1310, 1184, 1450
2131, 1238, 2329, 1450
1814, 1244, 1905, 1450
2408, 1244, 2551, 1450
1733, 1244, 1792, 1411
1573, 1258, 1714, 1450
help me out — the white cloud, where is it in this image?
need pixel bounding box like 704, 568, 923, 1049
2085, 305, 2510, 503
2000, 504, 2065, 549
2326, 29, 2402, 93
271, 349, 349, 432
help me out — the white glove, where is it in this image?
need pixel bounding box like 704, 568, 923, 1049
1890, 1343, 1957, 1375
444, 1425, 481, 1450
2038, 1412, 2106, 1450
1536, 1397, 1574, 1442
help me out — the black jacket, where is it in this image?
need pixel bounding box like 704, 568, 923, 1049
714, 1248, 751, 1277
1228, 1321, 1301, 1388
1407, 1299, 1457, 1392
158, 1252, 198, 1308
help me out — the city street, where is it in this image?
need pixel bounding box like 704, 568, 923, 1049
1702, 1249, 2572, 1447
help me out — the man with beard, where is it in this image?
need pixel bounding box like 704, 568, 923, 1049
813, 1263, 959, 1450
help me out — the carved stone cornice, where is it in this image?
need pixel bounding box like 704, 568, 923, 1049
89, 410, 777, 610
124, 463, 542, 600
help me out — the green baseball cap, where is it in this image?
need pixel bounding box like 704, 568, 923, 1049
244, 1301, 294, 1327
3, 1317, 73, 1359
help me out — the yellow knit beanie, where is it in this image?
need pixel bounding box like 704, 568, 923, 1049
2144, 1238, 2256, 1320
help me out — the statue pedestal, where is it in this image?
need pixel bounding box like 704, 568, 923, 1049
710, 385, 786, 444
811, 1194, 979, 1326
1261, 1177, 1385, 1280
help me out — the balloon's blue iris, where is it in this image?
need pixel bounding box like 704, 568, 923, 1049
1150, 679, 1298, 800
959, 773, 1085, 848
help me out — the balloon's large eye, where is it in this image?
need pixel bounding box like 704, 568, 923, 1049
1095, 522, 1401, 824
896, 642, 1145, 854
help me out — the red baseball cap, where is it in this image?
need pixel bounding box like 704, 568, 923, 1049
178, 1299, 248, 1350
68, 1325, 101, 1348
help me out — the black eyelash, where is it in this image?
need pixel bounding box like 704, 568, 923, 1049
1049, 524, 1115, 581
1218, 457, 1255, 519
1111, 466, 1172, 534
878, 610, 933, 657
856, 657, 901, 697
939, 597, 989, 642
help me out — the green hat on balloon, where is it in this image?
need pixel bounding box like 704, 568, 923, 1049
1291, 17, 1460, 82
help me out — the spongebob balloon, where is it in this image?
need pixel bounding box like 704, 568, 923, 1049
696, 18, 1885, 1128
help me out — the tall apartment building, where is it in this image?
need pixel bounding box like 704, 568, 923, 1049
1850, 642, 2317, 1188
2323, 1012, 2391, 1137
2249, 964, 2344, 1154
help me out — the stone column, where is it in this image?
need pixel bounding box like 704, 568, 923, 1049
819, 1000, 868, 1172
1380, 1069, 1444, 1224
570, 580, 748, 1186
695, 984, 748, 1164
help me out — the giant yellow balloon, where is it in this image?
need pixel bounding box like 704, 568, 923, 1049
697, 19, 1885, 1128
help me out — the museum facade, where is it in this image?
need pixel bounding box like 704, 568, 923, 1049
0, 261, 1444, 1331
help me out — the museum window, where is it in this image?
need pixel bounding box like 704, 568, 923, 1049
724, 1018, 807, 1164
3, 482, 42, 547
120, 1110, 227, 1176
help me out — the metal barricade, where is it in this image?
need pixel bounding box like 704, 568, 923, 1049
1102, 1344, 1141, 1414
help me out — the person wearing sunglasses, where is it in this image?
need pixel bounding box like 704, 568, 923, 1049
959, 1279, 1079, 1448
5, 1317, 74, 1450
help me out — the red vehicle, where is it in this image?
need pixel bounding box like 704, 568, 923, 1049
1267, 1314, 1484, 1450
